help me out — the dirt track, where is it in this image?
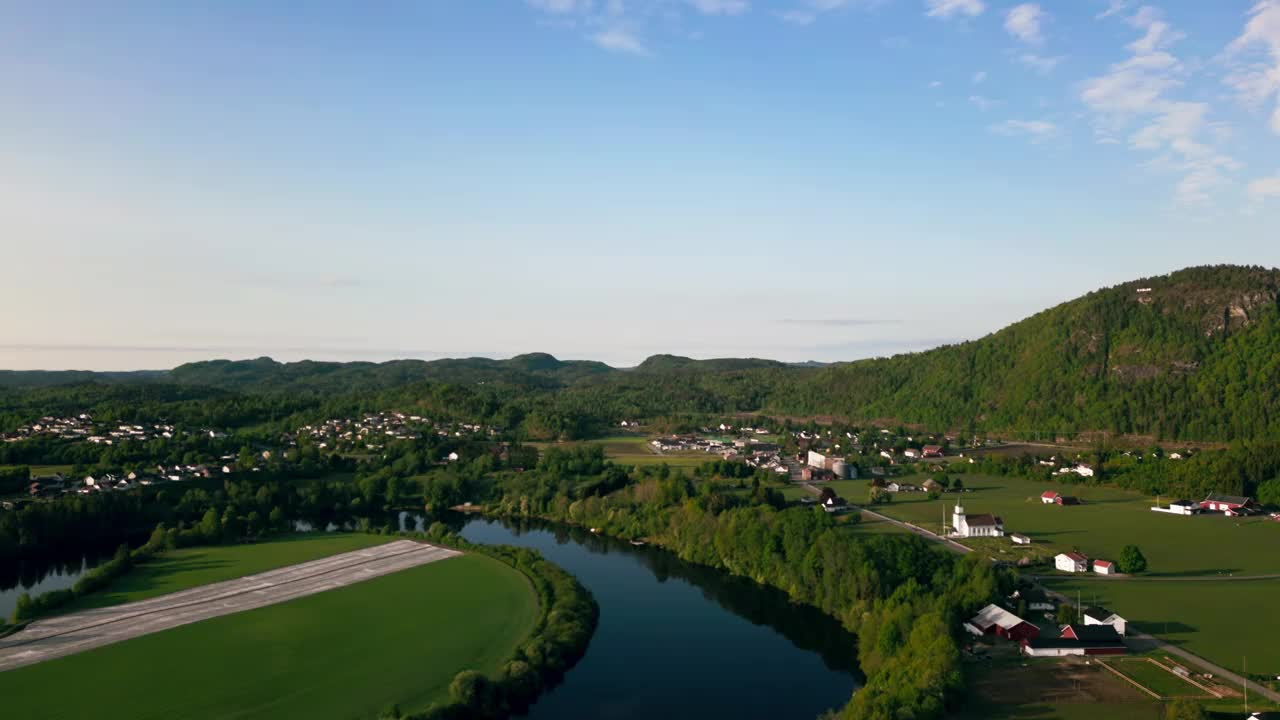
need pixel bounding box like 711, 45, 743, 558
0, 539, 460, 672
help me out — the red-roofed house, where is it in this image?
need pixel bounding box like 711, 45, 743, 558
1041, 491, 1059, 504
922, 445, 944, 458
1093, 559, 1116, 575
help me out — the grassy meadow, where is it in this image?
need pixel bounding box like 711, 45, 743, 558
58, 533, 393, 613
868, 473, 1280, 576
533, 435, 709, 469
0, 553, 539, 720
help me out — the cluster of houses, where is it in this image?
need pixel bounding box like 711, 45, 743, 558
2, 413, 226, 446
648, 433, 789, 475
1151, 493, 1258, 518
965, 602, 1129, 657
1053, 551, 1117, 575
27, 462, 237, 498
288, 412, 497, 453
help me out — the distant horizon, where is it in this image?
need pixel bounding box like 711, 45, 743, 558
5, 2, 1279, 372
6, 261, 1278, 372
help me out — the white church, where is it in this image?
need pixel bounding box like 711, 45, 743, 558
952, 500, 1005, 538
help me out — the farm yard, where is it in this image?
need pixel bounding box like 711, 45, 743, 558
0, 552, 539, 720
1101, 657, 1215, 699
867, 474, 1280, 576
956, 656, 1160, 720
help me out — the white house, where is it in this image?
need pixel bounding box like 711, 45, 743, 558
807, 451, 828, 469
1083, 606, 1127, 636
1055, 552, 1089, 573
1093, 559, 1116, 575
952, 501, 1005, 538
1151, 499, 1199, 516
1011, 533, 1032, 545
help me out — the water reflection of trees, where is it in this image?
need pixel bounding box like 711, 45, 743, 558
469, 516, 862, 678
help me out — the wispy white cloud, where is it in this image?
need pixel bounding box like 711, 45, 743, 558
686, 0, 749, 16
1005, 4, 1045, 45
592, 28, 649, 54
779, 9, 816, 25
929, 79, 944, 88
1223, 0, 1280, 135
777, 0, 883, 26
969, 94, 1000, 111
1016, 52, 1064, 74
925, 0, 984, 20
972, 70, 988, 84
1247, 171, 1280, 204
1080, 6, 1240, 206
527, 0, 592, 13
989, 119, 1058, 142
1098, 0, 1130, 20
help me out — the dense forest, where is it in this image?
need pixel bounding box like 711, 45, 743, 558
3, 265, 1278, 442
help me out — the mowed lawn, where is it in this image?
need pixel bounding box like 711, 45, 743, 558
0, 553, 540, 720
60, 533, 394, 612
870, 474, 1280, 575
1043, 576, 1280, 675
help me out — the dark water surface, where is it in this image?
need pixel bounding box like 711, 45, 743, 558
461, 517, 861, 720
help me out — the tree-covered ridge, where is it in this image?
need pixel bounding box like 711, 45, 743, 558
779, 265, 1280, 440
2, 265, 1279, 441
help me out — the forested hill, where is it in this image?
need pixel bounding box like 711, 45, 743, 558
778, 265, 1280, 441
2, 265, 1278, 442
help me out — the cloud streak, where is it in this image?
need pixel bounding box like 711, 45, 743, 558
925, 0, 985, 20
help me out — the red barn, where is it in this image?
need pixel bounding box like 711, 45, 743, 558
1200, 493, 1252, 513
922, 445, 944, 458
964, 604, 1040, 643
1023, 625, 1127, 657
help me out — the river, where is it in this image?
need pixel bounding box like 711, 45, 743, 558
461, 517, 861, 719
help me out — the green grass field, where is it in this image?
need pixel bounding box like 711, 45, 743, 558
1104, 658, 1208, 698
0, 553, 539, 720
57, 533, 394, 613
1043, 576, 1280, 675
870, 474, 1280, 576
1, 464, 76, 476
534, 435, 709, 469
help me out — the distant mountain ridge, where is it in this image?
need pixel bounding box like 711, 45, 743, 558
3, 265, 1279, 441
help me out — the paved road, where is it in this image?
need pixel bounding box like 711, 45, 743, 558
0, 539, 460, 672
796, 485, 1280, 703
1029, 572, 1280, 583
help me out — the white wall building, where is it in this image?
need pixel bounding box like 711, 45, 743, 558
952, 501, 1004, 538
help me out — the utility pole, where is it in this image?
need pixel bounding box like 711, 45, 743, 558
1243, 656, 1248, 714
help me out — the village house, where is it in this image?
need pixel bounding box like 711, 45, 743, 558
1093, 559, 1116, 575
1011, 533, 1032, 545
1040, 491, 1059, 504
921, 444, 943, 458
1055, 552, 1089, 573
1083, 606, 1127, 636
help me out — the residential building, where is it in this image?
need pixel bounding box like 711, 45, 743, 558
1055, 552, 1088, 573
1083, 607, 1127, 636
1093, 559, 1116, 575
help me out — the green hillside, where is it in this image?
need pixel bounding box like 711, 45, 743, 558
778, 265, 1280, 441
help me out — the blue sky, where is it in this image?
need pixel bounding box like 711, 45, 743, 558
2, 0, 1279, 370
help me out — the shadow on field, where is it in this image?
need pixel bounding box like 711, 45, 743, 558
1144, 568, 1242, 578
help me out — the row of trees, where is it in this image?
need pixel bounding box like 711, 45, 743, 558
481, 453, 1005, 720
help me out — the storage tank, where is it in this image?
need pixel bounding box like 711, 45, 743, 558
831, 459, 849, 479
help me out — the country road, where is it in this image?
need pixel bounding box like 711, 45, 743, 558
796, 481, 1280, 704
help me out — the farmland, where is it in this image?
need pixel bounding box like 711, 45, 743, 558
59, 532, 394, 613
1043, 576, 1280, 675
868, 473, 1280, 576
0, 553, 539, 720
956, 656, 1160, 720
533, 435, 708, 469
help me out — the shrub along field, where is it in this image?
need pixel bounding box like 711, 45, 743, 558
867, 473, 1280, 576
57, 533, 393, 613
0, 552, 539, 720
